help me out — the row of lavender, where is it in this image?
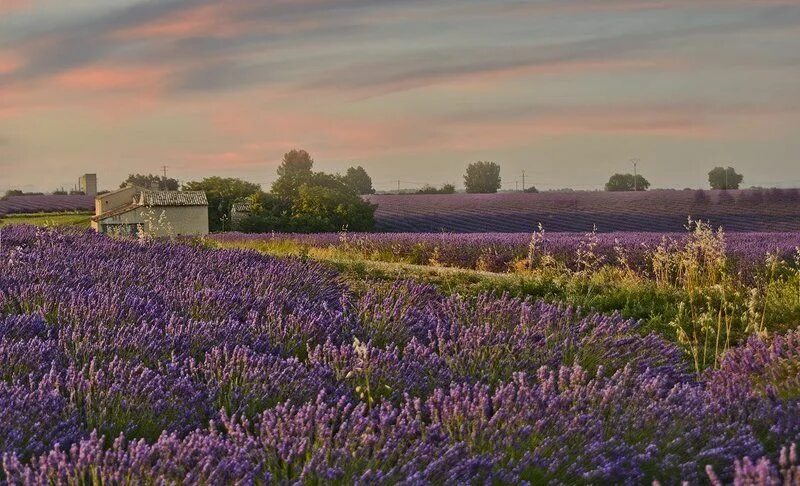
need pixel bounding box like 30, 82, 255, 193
365, 190, 800, 232
0, 195, 94, 216
213, 231, 800, 274
1, 226, 798, 483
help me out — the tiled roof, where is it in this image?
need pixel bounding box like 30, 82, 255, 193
139, 191, 208, 207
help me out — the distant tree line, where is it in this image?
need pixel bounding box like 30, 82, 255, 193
181, 150, 377, 232
416, 184, 456, 195
0, 158, 772, 242
2, 190, 45, 200
602, 166, 744, 192
457, 162, 746, 194
4, 158, 752, 222
122, 174, 180, 191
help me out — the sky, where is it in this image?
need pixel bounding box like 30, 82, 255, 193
1, 0, 799, 193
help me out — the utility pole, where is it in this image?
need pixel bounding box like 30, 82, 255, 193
397, 180, 401, 195
522, 170, 526, 192
631, 158, 640, 191
161, 165, 168, 179
515, 180, 519, 191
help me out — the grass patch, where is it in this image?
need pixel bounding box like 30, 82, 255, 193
0, 212, 93, 228
209, 233, 800, 370
210, 239, 682, 331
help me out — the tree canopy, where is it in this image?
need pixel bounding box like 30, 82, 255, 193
271, 149, 314, 200
183, 177, 262, 232
708, 167, 743, 190
341, 166, 375, 195
236, 150, 376, 233
234, 192, 292, 233
605, 173, 650, 192
464, 161, 501, 194
290, 183, 375, 232
2, 190, 43, 200
416, 184, 456, 195
121, 174, 179, 191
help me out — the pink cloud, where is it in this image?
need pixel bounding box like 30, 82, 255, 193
113, 4, 232, 40
0, 0, 31, 13
0, 52, 21, 75
0, 84, 55, 119
431, 59, 687, 93
113, 2, 327, 41
489, 0, 799, 17
188, 99, 728, 169
418, 113, 717, 153
54, 65, 169, 92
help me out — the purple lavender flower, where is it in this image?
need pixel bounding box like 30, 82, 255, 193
0, 225, 797, 483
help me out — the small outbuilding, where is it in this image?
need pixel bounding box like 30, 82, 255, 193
230, 201, 253, 228
92, 186, 209, 237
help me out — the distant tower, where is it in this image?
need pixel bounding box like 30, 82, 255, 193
79, 174, 98, 196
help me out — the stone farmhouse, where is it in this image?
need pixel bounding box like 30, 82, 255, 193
91, 185, 209, 237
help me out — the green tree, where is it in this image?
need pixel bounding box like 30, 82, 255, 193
416, 185, 439, 195
290, 184, 375, 232
272, 149, 314, 199
183, 177, 262, 232
708, 166, 743, 190
121, 174, 179, 191
416, 184, 456, 195
340, 166, 375, 195
235, 192, 291, 232
605, 173, 650, 192
231, 149, 377, 233
464, 161, 501, 193
439, 183, 456, 194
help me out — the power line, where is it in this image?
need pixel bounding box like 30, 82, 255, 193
631, 158, 640, 191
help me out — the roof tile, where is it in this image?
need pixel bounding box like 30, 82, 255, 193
139, 191, 208, 207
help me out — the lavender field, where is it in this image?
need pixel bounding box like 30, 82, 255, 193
0, 195, 94, 217
366, 189, 800, 232
1, 225, 798, 483
213, 230, 800, 275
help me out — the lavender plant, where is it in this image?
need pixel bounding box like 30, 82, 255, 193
0, 225, 798, 484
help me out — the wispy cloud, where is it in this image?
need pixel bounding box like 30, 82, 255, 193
1, 0, 799, 190
3, 0, 798, 96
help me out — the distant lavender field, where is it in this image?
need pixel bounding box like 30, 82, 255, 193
214, 231, 800, 274
366, 189, 800, 232
0, 195, 94, 216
